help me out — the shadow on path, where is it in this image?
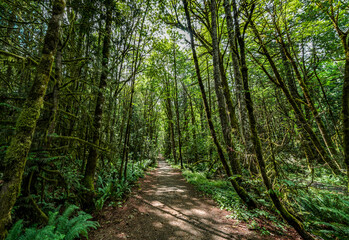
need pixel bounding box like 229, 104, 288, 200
89, 161, 297, 240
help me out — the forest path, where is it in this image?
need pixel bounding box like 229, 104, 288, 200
89, 161, 296, 240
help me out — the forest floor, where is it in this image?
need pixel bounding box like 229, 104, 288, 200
88, 161, 301, 240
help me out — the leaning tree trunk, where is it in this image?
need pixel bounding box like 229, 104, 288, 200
82, 0, 112, 210
0, 0, 65, 238
230, 0, 314, 238
182, 0, 257, 209
250, 22, 342, 176
278, 37, 339, 158
279, 43, 318, 172
331, 21, 349, 191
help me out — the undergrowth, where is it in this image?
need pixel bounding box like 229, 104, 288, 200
297, 190, 349, 240
177, 160, 349, 239
6, 159, 156, 240
6, 205, 98, 240
181, 169, 280, 223
95, 159, 155, 210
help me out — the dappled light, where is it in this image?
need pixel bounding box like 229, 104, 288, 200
90, 161, 267, 240
1, 0, 348, 239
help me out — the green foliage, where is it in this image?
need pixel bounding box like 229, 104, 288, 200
182, 170, 246, 216
6, 205, 99, 240
298, 191, 349, 239
181, 169, 286, 231
95, 160, 154, 210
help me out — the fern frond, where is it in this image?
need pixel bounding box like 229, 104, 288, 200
5, 220, 24, 240
63, 211, 99, 240
55, 205, 79, 233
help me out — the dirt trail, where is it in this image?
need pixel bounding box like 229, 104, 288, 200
89, 161, 300, 240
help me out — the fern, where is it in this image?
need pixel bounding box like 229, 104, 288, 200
6, 220, 23, 240
6, 205, 99, 240
64, 211, 98, 240
55, 205, 80, 234
299, 191, 349, 239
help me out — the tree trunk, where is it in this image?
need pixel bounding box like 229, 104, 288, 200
45, 40, 62, 147
82, 0, 112, 209
182, 0, 257, 209
230, 1, 314, 236
343, 52, 349, 191
167, 87, 177, 164
0, 0, 65, 238
173, 40, 184, 168
250, 22, 343, 176
120, 80, 135, 181
278, 38, 339, 158
210, 0, 241, 175
279, 43, 319, 170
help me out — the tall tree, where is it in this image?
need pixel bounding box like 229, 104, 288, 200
0, 0, 65, 238
230, 1, 314, 238
82, 0, 113, 209
182, 0, 257, 209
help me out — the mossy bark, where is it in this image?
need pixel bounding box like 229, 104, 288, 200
230, 1, 313, 238
343, 53, 349, 192
210, 0, 242, 175
120, 79, 135, 181
278, 36, 339, 158
45, 40, 62, 147
315, 0, 349, 191
250, 22, 343, 176
182, 0, 257, 209
223, 0, 250, 158
0, 1, 65, 238
82, 0, 112, 210
332, 21, 349, 191
340, 41, 349, 191
279, 43, 319, 167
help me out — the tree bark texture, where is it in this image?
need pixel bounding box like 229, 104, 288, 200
0, 0, 65, 238
210, 0, 241, 175
82, 0, 112, 209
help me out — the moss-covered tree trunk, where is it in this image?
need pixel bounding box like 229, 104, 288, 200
119, 79, 135, 180
0, 0, 65, 238
230, 1, 314, 238
277, 36, 339, 158
45, 40, 62, 148
279, 43, 318, 167
210, 0, 241, 175
250, 22, 342, 176
343, 51, 349, 192
182, 0, 257, 209
324, 8, 349, 190
82, 0, 112, 209
223, 0, 250, 167
334, 28, 349, 190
